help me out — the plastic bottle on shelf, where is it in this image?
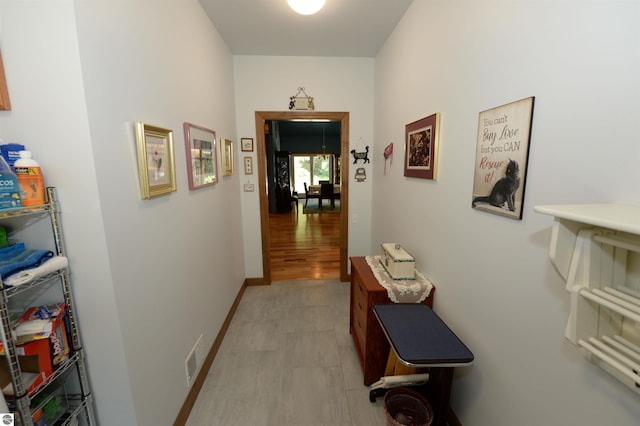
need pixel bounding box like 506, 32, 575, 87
14, 150, 45, 207
0, 154, 22, 210
0, 140, 25, 171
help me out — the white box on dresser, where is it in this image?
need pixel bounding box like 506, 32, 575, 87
380, 243, 415, 279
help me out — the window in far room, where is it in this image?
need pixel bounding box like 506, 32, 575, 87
292, 154, 333, 195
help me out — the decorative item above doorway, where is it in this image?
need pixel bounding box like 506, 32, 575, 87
471, 96, 535, 220
404, 113, 440, 180
288, 87, 315, 110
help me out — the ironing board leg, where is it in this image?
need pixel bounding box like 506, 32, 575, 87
424, 367, 454, 426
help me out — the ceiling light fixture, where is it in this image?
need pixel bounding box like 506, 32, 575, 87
287, 0, 326, 15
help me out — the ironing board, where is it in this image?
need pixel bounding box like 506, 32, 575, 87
371, 303, 474, 426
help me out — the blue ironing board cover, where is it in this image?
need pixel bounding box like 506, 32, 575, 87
373, 303, 474, 366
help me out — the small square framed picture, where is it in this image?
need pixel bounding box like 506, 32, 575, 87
241, 138, 254, 152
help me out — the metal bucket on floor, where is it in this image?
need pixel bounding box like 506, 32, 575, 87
383, 387, 433, 426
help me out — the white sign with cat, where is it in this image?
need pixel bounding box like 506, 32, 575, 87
472, 96, 535, 220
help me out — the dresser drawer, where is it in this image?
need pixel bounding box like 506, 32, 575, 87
353, 299, 367, 337
353, 279, 368, 323
353, 310, 366, 351
352, 277, 368, 349
350, 256, 391, 385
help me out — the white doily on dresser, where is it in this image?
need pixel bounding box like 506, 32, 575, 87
365, 255, 433, 303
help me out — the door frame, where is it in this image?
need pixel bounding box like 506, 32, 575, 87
255, 111, 350, 283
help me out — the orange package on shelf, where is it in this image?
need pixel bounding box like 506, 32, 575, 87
0, 303, 71, 397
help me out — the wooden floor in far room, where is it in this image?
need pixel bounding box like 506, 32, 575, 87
268, 203, 340, 281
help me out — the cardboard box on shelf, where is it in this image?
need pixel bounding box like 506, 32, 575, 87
14, 304, 71, 371
0, 303, 71, 397
0, 355, 46, 397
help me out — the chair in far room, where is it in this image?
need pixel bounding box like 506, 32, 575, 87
320, 183, 336, 209
304, 182, 320, 207
290, 190, 299, 214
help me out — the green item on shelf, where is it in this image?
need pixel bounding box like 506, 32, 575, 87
42, 395, 63, 422
0, 227, 7, 248
33, 393, 63, 423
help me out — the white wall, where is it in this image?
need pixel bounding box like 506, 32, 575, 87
74, 1, 243, 424
0, 0, 135, 423
1, 0, 243, 425
233, 56, 375, 278
373, 1, 640, 424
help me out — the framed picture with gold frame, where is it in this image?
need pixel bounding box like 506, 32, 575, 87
221, 138, 234, 176
135, 122, 176, 199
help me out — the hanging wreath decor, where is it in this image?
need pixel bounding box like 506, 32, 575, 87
288, 87, 315, 110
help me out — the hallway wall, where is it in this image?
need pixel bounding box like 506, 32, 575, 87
1, 1, 242, 424
372, 1, 640, 424
0, 1, 133, 422
234, 56, 375, 278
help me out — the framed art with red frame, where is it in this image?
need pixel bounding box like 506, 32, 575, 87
404, 113, 440, 180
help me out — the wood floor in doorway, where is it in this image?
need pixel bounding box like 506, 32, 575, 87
269, 207, 340, 281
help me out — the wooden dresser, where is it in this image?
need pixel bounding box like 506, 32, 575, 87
349, 256, 434, 385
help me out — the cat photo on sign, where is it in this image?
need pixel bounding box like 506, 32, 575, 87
471, 97, 535, 220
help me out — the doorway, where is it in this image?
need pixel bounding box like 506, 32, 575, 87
255, 111, 350, 283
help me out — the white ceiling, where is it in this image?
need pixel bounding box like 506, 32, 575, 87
198, 0, 413, 57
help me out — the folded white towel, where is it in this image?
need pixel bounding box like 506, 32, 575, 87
3, 255, 68, 287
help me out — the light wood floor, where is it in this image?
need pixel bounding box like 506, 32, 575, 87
185, 279, 389, 426
268, 204, 341, 281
